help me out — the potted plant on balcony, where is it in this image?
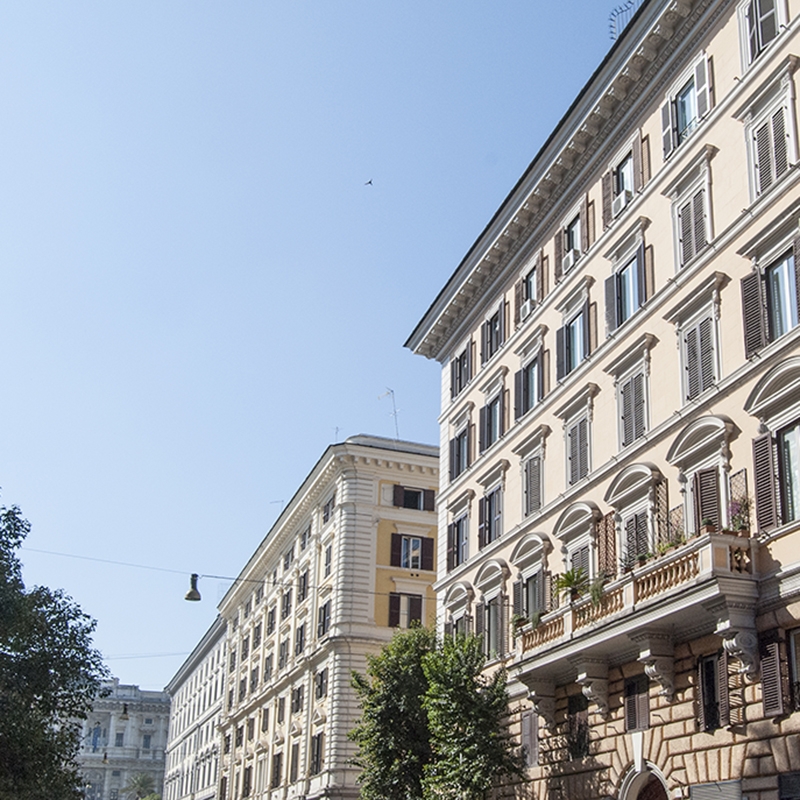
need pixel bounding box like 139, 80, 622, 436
589, 572, 607, 607
701, 518, 716, 535
728, 497, 752, 537
554, 567, 589, 602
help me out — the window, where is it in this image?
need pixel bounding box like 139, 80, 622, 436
513, 570, 546, 621
388, 593, 423, 628
315, 668, 329, 699
556, 302, 590, 381
324, 544, 332, 577
478, 486, 502, 548
447, 513, 469, 571
390, 533, 434, 571
142, 734, 151, 750
479, 393, 505, 452
242, 765, 252, 797
144, 718, 152, 725
555, 195, 590, 281
565, 215, 581, 264
624, 674, 650, 731
449, 424, 471, 480
277, 696, 286, 723
393, 484, 435, 511
283, 546, 294, 570
290, 742, 299, 783
514, 253, 543, 325
661, 54, 711, 158
310, 732, 325, 775
266, 607, 276, 635
514, 356, 543, 420
678, 186, 708, 266
450, 341, 473, 398
567, 693, 590, 759
523, 454, 543, 516
271, 752, 283, 789
475, 594, 505, 659
618, 369, 646, 448
322, 493, 336, 523
261, 706, 270, 732
235, 725, 244, 747
115, 733, 123, 747
255, 584, 264, 604
295, 623, 305, 656
250, 666, 259, 693
241, 636, 250, 660
567, 415, 589, 486
614, 153, 634, 201
606, 246, 645, 332
247, 717, 255, 741
252, 623, 262, 648
298, 570, 309, 602
481, 303, 506, 364
696, 652, 729, 731
264, 653, 273, 681
244, 599, 251, 618
278, 638, 289, 670
229, 651, 236, 671
779, 772, 800, 800
756, 418, 800, 531
291, 686, 304, 714
281, 590, 292, 620
223, 734, 231, 754
682, 312, 716, 401
239, 677, 247, 702
300, 525, 311, 551
739, 0, 781, 67
317, 600, 331, 637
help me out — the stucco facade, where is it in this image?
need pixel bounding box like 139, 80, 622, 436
216, 435, 438, 800
407, 1, 800, 798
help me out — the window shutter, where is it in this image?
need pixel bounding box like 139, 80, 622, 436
393, 484, 405, 507
498, 593, 507, 656
621, 375, 634, 447
537, 252, 546, 300
598, 511, 617, 578
582, 300, 591, 356
513, 579, 523, 617
467, 337, 474, 383
474, 601, 485, 637
569, 421, 580, 485
605, 274, 619, 334
478, 497, 487, 549
467, 422, 474, 469
444, 620, 453, 637
636, 511, 649, 556
679, 198, 694, 266
479, 404, 487, 454
602, 170, 613, 229
447, 523, 455, 572
698, 316, 714, 391
390, 533, 402, 567
480, 320, 488, 364
554, 228, 564, 283
794, 235, 800, 319
580, 195, 589, 253
577, 417, 589, 481
637, 682, 650, 730
625, 680, 640, 731
421, 537, 434, 572
499, 389, 507, 437
655, 479, 669, 546
388, 593, 401, 627
661, 98, 675, 159
449, 437, 457, 482
773, 105, 789, 180
514, 280, 523, 327
521, 710, 536, 767
695, 659, 707, 731
695, 54, 711, 119
632, 372, 645, 441
450, 358, 457, 400
760, 635, 784, 717
626, 515, 638, 557
408, 594, 422, 625
694, 467, 721, 531
544, 570, 554, 611
525, 456, 542, 515
537, 355, 545, 401
573, 544, 590, 576
752, 433, 779, 532
693, 189, 706, 257
493, 489, 503, 536
636, 242, 647, 305
685, 324, 700, 400
754, 117, 773, 194
633, 130, 643, 192
514, 368, 524, 421
556, 325, 567, 381
499, 301, 507, 346
423, 489, 435, 511
741, 270, 767, 357
718, 650, 730, 727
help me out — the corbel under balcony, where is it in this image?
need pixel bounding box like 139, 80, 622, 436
572, 657, 609, 717
515, 675, 557, 732
630, 628, 675, 701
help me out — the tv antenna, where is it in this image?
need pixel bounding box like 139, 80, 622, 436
378, 388, 400, 441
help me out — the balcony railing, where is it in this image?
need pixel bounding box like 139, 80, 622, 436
520, 532, 757, 656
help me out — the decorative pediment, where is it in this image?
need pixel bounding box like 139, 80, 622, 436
553, 501, 602, 541
604, 462, 664, 508
474, 559, 510, 593
745, 357, 800, 422
510, 534, 552, 572
666, 415, 738, 469
444, 581, 475, 609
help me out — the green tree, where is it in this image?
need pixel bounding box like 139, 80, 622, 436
121, 773, 156, 799
0, 503, 108, 800
421, 634, 524, 799
349, 626, 437, 800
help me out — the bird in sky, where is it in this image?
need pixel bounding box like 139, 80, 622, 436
364, 179, 373, 186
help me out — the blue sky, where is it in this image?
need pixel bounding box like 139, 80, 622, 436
2, 1, 617, 689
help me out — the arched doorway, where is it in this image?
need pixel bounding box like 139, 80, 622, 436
637, 776, 668, 800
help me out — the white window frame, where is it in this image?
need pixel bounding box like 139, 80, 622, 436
556, 383, 599, 491
661, 52, 712, 160
737, 0, 788, 72
560, 198, 585, 273
616, 362, 649, 450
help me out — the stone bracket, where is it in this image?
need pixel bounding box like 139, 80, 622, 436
631, 629, 675, 701
572, 658, 609, 717
518, 677, 557, 732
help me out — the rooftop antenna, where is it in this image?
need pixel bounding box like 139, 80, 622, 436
378, 388, 400, 441
334, 426, 340, 441
608, 0, 642, 41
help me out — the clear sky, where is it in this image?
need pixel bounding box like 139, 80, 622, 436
2, 1, 619, 690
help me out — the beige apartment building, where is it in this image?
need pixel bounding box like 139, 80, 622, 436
216, 435, 438, 800
407, 1, 800, 798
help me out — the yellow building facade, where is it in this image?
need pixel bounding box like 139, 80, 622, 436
407, 1, 800, 798
217, 435, 437, 800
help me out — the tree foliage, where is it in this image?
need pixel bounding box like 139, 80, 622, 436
0, 503, 108, 800
349, 626, 436, 800
350, 628, 524, 800
121, 773, 156, 799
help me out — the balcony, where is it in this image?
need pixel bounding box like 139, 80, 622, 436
513, 532, 759, 722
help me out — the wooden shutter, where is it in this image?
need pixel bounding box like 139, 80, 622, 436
695, 658, 707, 731
636, 511, 648, 556
741, 270, 767, 357
408, 594, 422, 625
512, 579, 523, 617
467, 337, 474, 383
698, 316, 714, 391
499, 301, 507, 346
569, 421, 580, 485
514, 280, 523, 327
544, 570, 554, 611
525, 456, 542, 515
499, 389, 507, 437
601, 171, 613, 229
582, 300, 591, 356
446, 523, 455, 572
467, 422, 474, 469
693, 467, 721, 531
480, 320, 488, 364
423, 489, 435, 511
554, 228, 564, 284
493, 488, 503, 537
580, 195, 589, 253
388, 593, 401, 627
632, 372, 645, 441
421, 537, 434, 572
478, 497, 487, 549
521, 710, 536, 768
685, 323, 700, 399
661, 98, 675, 159
625, 680, 639, 731
390, 533, 402, 567
474, 601, 485, 636
598, 510, 617, 578
577, 418, 589, 481
755, 116, 774, 194
752, 433, 779, 532
479, 404, 487, 453
572, 544, 590, 577
514, 368, 523, 421
393, 484, 405, 507
636, 242, 647, 304
718, 650, 730, 727
760, 634, 785, 717
655, 479, 669, 547
537, 251, 546, 301
443, 620, 453, 638
537, 355, 545, 401
638, 680, 650, 730
632, 129, 643, 192
679, 197, 694, 265
449, 437, 457, 482
605, 273, 618, 334
626, 515, 638, 558
621, 374, 634, 446
693, 189, 706, 256
450, 358, 457, 400
794, 234, 800, 322
773, 105, 789, 181
556, 325, 567, 381
695, 54, 711, 120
